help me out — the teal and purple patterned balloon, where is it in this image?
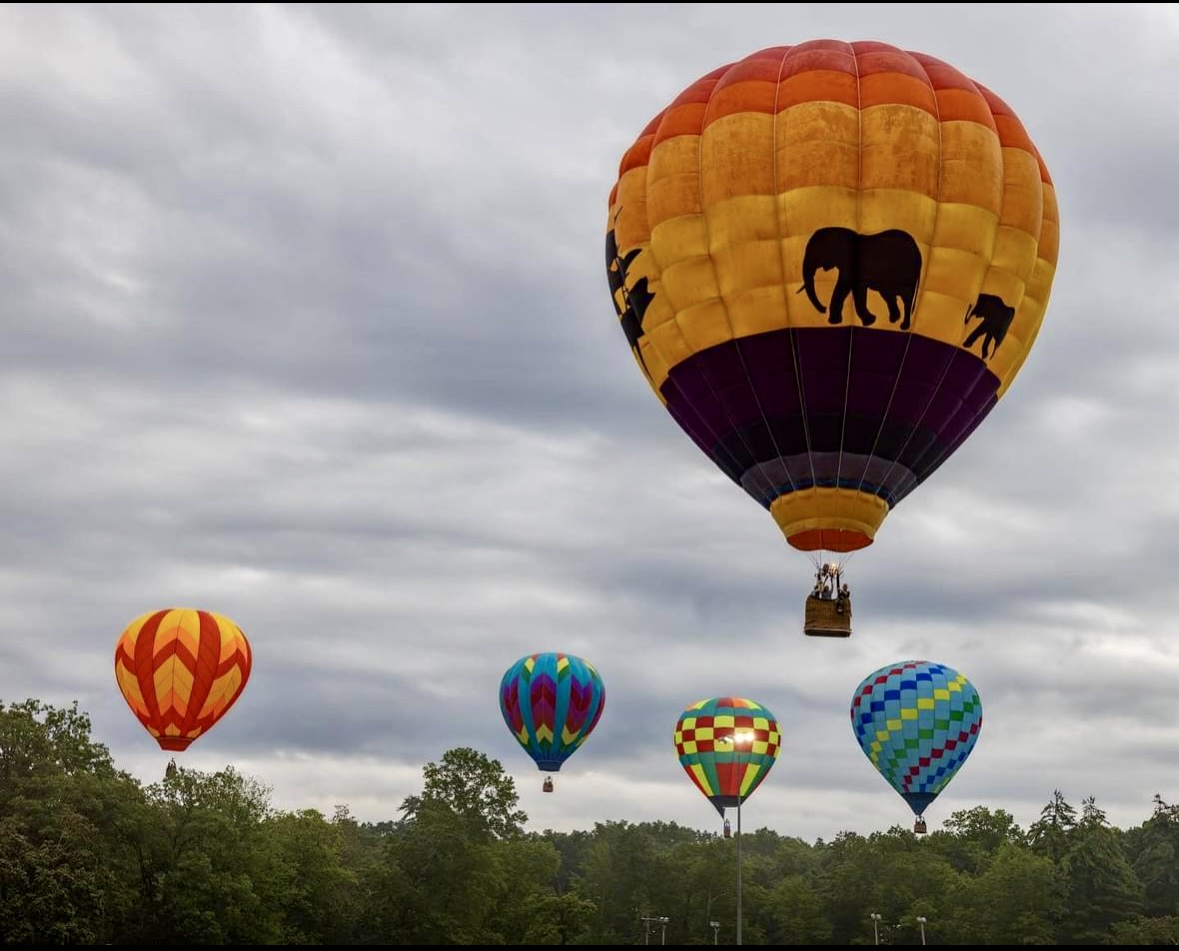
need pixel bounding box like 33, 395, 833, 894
499, 653, 605, 786
850, 660, 982, 831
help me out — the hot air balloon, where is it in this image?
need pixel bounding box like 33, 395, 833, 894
673, 696, 780, 822
114, 608, 253, 766
850, 659, 982, 834
499, 652, 605, 792
606, 40, 1060, 637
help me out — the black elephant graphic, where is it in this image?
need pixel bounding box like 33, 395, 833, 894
963, 293, 1015, 360
606, 221, 655, 380
796, 226, 922, 330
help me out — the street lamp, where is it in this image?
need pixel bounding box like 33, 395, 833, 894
870, 913, 882, 946
710, 921, 720, 945
717, 728, 755, 946
916, 916, 927, 946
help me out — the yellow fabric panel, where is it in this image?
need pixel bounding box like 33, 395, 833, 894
856, 188, 937, 242
157, 608, 200, 662
990, 225, 1040, 285
641, 289, 690, 369
647, 135, 705, 230
778, 185, 860, 241
1037, 181, 1061, 270
986, 326, 1028, 387
676, 298, 734, 355
995, 182, 1058, 397
728, 284, 790, 339
770, 488, 889, 541
706, 193, 781, 250
901, 707, 918, 720
937, 120, 1003, 212
713, 714, 736, 728
934, 688, 950, 701
631, 258, 677, 333
116, 665, 146, 713
997, 147, 1044, 237
998, 275, 1054, 396
613, 166, 656, 252
646, 215, 707, 304
700, 112, 776, 201
650, 214, 711, 284
204, 668, 244, 715
119, 612, 150, 650
917, 697, 935, 710
694, 726, 716, 741
917, 289, 979, 348
154, 657, 193, 705
660, 251, 722, 315
929, 201, 1000, 259
636, 344, 670, 402
859, 104, 941, 199
713, 235, 781, 299
740, 765, 760, 796
774, 100, 861, 191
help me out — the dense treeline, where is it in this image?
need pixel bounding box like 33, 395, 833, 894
3, 699, 1179, 945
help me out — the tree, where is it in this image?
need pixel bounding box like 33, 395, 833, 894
943, 841, 1064, 945
1028, 790, 1077, 864
1125, 795, 1179, 917
1059, 797, 1144, 943
399, 747, 527, 840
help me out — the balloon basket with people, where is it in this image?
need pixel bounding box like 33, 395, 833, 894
804, 561, 853, 637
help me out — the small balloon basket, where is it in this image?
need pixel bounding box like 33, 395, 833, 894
803, 593, 852, 638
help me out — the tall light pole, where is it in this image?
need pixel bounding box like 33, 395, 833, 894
916, 916, 927, 946
710, 920, 720, 945
870, 913, 882, 945
718, 728, 755, 946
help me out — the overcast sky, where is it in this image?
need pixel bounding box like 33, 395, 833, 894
2, 2, 1178, 844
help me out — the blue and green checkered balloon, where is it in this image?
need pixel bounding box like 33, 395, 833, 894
851, 660, 982, 824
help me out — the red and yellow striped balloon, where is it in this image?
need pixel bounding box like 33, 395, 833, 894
606, 40, 1059, 554
114, 607, 253, 752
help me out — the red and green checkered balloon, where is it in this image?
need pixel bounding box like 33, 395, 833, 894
674, 697, 780, 818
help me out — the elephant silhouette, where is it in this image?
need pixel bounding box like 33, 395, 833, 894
796, 227, 922, 330
963, 293, 1015, 360
606, 223, 655, 379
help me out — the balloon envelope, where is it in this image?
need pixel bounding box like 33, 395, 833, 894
850, 659, 982, 819
674, 696, 780, 817
499, 652, 605, 773
606, 40, 1059, 554
114, 607, 253, 752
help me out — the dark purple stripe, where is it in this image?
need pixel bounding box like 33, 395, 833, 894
660, 327, 999, 508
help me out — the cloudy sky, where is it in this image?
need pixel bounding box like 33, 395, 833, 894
2, 2, 1177, 843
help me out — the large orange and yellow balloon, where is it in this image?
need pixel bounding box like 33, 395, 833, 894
606, 40, 1059, 554
114, 607, 252, 752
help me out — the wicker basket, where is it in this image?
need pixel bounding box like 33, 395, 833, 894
803, 593, 852, 638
